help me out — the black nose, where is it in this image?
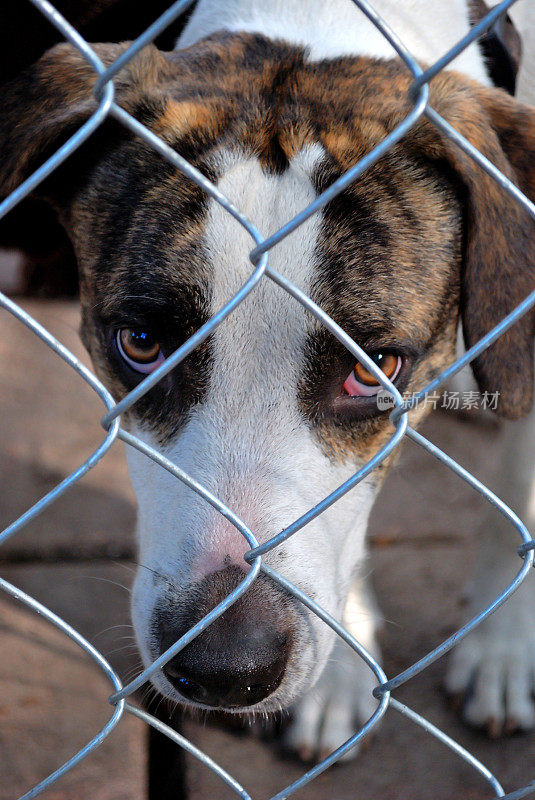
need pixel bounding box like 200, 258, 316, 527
155, 566, 294, 710
162, 629, 288, 708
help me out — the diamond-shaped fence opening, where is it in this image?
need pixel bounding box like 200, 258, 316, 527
0, 301, 135, 561
1, 0, 535, 798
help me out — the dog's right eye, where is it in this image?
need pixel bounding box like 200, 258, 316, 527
116, 328, 165, 374
343, 351, 402, 397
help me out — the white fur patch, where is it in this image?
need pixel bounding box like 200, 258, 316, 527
179, 0, 490, 84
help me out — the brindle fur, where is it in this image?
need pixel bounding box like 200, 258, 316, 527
1, 33, 534, 449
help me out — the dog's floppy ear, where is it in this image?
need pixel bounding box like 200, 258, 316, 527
424, 75, 535, 418
0, 41, 170, 201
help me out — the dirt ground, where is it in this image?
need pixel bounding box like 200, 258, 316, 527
1, 298, 534, 799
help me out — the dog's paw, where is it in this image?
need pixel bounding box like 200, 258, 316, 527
446, 615, 535, 736
283, 639, 380, 763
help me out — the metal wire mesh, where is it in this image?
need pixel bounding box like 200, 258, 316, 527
1, 0, 535, 798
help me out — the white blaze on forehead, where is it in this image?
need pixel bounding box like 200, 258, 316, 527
181, 147, 324, 574
206, 147, 321, 393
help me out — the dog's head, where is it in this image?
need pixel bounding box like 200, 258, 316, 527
2, 33, 534, 712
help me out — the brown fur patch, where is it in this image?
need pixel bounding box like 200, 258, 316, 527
154, 99, 223, 138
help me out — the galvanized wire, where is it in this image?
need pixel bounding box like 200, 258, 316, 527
1, 0, 535, 798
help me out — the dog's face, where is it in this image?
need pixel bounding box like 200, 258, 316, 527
2, 33, 534, 713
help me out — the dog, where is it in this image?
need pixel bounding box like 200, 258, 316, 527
1, 0, 534, 765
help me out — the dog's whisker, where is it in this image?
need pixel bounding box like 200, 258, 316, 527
153, 691, 171, 721
72, 574, 132, 593
122, 665, 145, 685
105, 634, 138, 646
119, 558, 180, 588
103, 643, 140, 658
111, 560, 139, 576
92, 623, 135, 641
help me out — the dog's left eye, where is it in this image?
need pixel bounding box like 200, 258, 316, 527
116, 328, 165, 374
343, 352, 402, 397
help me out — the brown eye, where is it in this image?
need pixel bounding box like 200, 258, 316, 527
117, 328, 164, 374
343, 351, 403, 397
354, 352, 400, 386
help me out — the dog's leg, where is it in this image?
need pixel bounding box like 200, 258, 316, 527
446, 403, 535, 736
283, 576, 381, 762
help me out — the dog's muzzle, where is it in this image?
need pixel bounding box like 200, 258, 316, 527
153, 566, 296, 710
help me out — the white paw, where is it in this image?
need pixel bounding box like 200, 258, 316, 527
283, 638, 380, 763
446, 611, 535, 736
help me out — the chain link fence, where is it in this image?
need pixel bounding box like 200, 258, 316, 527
1, 0, 535, 797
